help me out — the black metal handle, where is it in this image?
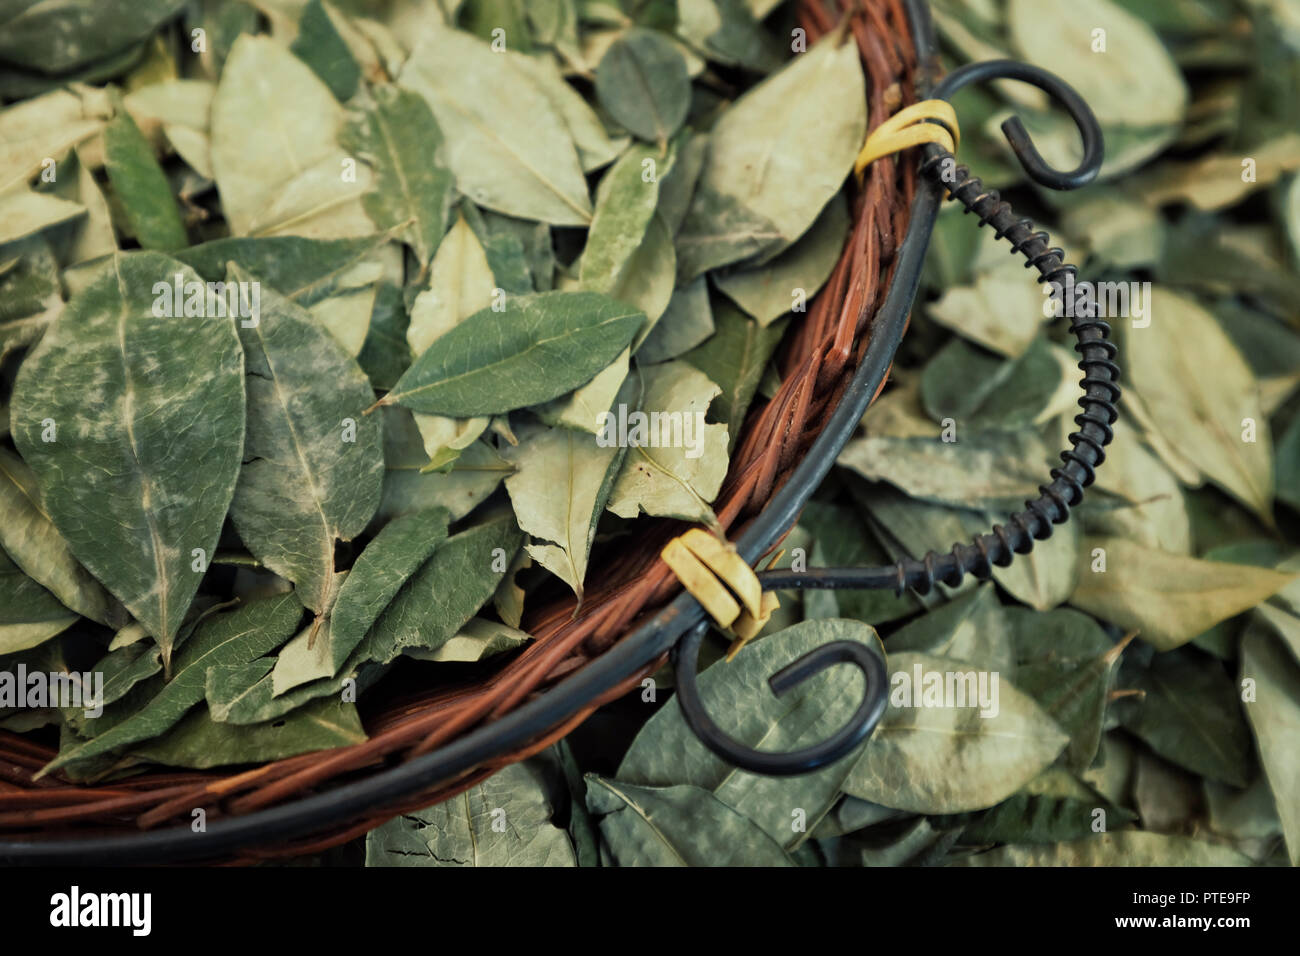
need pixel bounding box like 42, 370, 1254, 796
671, 621, 888, 776
933, 59, 1104, 190
671, 61, 1116, 776
767, 60, 1115, 599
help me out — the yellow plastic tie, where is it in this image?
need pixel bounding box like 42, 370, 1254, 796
661, 531, 786, 657
854, 99, 960, 182
727, 591, 782, 660
661, 537, 741, 629
661, 530, 771, 640
678, 529, 762, 619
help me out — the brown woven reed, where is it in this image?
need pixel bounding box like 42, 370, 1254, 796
0, 0, 920, 862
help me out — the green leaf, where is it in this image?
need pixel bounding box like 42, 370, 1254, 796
42, 592, 302, 773
1119, 645, 1254, 788
1205, 775, 1284, 848
328, 507, 450, 673
848, 817, 958, 867
924, 255, 1046, 358
1070, 536, 1296, 651
459, 202, 536, 294
405, 214, 494, 465
266, 571, 348, 695
398, 27, 592, 225
133, 696, 364, 769
0, 89, 105, 198
459, 0, 534, 51
10, 252, 245, 667
1241, 623, 1300, 864
595, 29, 690, 144
532, 347, 630, 434
504, 422, 624, 600
290, 0, 361, 102
63, 146, 118, 264
203, 632, 378, 726
0, 446, 119, 626
1285, 172, 1300, 267
211, 34, 370, 238
376, 408, 511, 524
617, 618, 884, 846
637, 277, 713, 365
680, 299, 784, 452
953, 831, 1250, 866
367, 761, 575, 866
887, 584, 1015, 674
1127, 289, 1273, 520
1081, 419, 1191, 554
675, 31, 865, 279
1059, 191, 1163, 270
920, 336, 1071, 433
678, 0, 784, 72
341, 84, 453, 267
0, 236, 62, 364
839, 430, 1052, 513
657, 130, 707, 234
604, 212, 677, 328
1157, 216, 1300, 323
122, 80, 216, 181
605, 361, 729, 527
405, 617, 530, 663
355, 511, 523, 665
227, 266, 384, 616
579, 143, 665, 295
996, 514, 1082, 612
481, 210, 555, 293
1009, 608, 1127, 772
843, 652, 1068, 813
712, 193, 849, 326
0, 547, 77, 655
383, 291, 643, 417
585, 777, 794, 866
103, 90, 187, 251
407, 214, 494, 356
356, 282, 410, 391
1132, 748, 1201, 833
506, 51, 625, 173
936, 787, 1136, 845
0, 0, 187, 74
0, 189, 86, 246
1134, 133, 1300, 212
810, 794, 905, 838
175, 234, 388, 308
91, 640, 163, 710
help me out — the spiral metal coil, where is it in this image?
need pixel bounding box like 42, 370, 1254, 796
679, 57, 1118, 776
759, 59, 1116, 602
890, 146, 1119, 595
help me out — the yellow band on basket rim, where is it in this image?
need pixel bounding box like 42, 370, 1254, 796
854, 99, 960, 181
661, 531, 779, 654
662, 537, 741, 629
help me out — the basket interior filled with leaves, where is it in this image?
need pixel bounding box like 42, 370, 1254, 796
0, 0, 922, 861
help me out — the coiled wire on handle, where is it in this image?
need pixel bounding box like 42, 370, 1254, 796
674, 59, 1118, 775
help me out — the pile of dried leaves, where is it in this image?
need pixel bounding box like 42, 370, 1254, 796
0, 0, 1296, 868
366, 0, 1300, 868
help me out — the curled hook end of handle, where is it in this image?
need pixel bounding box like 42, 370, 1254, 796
1000, 116, 1101, 191
673, 623, 888, 776
934, 59, 1105, 192
768, 640, 883, 698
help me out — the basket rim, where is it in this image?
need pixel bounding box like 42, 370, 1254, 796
0, 0, 945, 865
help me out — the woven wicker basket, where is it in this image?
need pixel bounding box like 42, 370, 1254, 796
0, 0, 928, 864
